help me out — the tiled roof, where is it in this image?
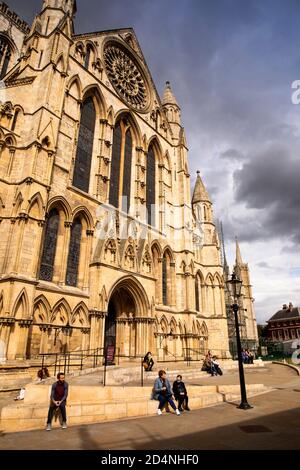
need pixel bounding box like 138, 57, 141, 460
268, 307, 300, 322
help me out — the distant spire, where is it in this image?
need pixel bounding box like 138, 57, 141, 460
192, 171, 211, 205
162, 81, 180, 108
235, 237, 243, 265
220, 221, 229, 275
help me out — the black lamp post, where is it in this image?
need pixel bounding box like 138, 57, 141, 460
226, 272, 253, 410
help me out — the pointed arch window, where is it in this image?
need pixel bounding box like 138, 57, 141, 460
0, 37, 12, 79
195, 275, 200, 312
84, 45, 92, 70
72, 96, 96, 193
11, 109, 19, 132
122, 129, 132, 212
109, 119, 133, 212
66, 218, 82, 287
162, 254, 167, 305
109, 122, 122, 208
146, 145, 156, 226
39, 208, 59, 282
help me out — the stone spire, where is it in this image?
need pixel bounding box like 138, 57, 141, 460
192, 171, 211, 205
42, 0, 77, 17
235, 237, 243, 266
162, 81, 181, 135
162, 81, 180, 108
33, 0, 77, 35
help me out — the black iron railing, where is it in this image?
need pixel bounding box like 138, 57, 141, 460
38, 348, 104, 377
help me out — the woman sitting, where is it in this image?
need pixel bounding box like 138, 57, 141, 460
142, 352, 154, 371
152, 370, 180, 415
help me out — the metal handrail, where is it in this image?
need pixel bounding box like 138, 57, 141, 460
38, 348, 105, 377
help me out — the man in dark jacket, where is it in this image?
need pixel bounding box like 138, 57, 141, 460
173, 375, 190, 412
46, 372, 69, 431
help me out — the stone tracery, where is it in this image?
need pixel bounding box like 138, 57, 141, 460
104, 43, 149, 111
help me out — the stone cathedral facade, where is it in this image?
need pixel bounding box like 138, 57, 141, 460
0, 0, 245, 363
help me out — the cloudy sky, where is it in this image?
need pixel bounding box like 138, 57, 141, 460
7, 0, 300, 323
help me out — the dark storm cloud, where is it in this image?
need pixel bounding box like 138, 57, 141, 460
256, 262, 272, 269
233, 144, 300, 244
220, 149, 245, 161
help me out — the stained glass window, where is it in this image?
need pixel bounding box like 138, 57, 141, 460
146, 145, 156, 225
0, 38, 11, 79
65, 218, 82, 287
72, 97, 96, 193
109, 123, 122, 207
84, 45, 91, 70
39, 208, 59, 281
122, 129, 132, 212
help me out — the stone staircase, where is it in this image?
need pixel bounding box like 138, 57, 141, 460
0, 381, 268, 433
80, 359, 265, 386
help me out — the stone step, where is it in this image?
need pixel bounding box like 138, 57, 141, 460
94, 361, 265, 385
0, 383, 268, 433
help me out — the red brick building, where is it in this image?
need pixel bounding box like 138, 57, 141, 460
267, 303, 300, 342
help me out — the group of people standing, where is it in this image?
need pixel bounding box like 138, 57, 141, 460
242, 349, 254, 364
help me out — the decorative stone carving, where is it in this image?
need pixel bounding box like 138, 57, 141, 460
89, 310, 106, 319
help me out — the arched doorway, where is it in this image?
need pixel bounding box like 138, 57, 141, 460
104, 286, 137, 362
105, 277, 150, 361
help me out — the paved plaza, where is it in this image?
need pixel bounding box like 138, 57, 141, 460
0, 363, 299, 450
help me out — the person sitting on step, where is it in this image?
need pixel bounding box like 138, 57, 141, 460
173, 375, 190, 411
142, 351, 154, 371
152, 370, 181, 416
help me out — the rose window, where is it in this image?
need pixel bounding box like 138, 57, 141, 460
104, 44, 149, 111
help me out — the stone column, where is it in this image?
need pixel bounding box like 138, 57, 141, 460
141, 320, 148, 356
129, 317, 136, 357
83, 230, 94, 290
184, 272, 190, 310
123, 320, 130, 357
15, 320, 32, 359
45, 150, 55, 185
0, 141, 4, 160
212, 285, 216, 316
32, 144, 42, 176
89, 310, 106, 351
39, 325, 51, 354
220, 286, 226, 316
157, 258, 163, 305
0, 321, 14, 361
6, 147, 16, 176
135, 319, 143, 356
115, 318, 125, 356
170, 261, 176, 306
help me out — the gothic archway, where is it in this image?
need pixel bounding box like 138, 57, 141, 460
105, 276, 150, 361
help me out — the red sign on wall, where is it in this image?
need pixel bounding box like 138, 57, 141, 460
106, 345, 115, 364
